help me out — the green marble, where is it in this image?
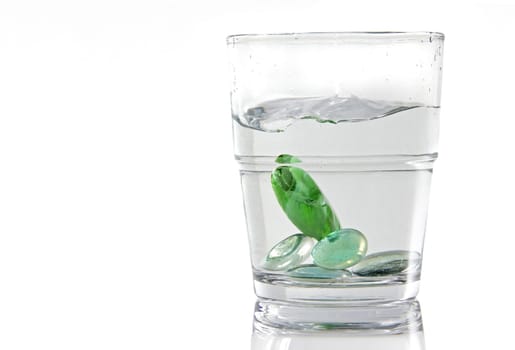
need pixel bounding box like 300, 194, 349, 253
287, 264, 351, 279
262, 234, 315, 271
350, 250, 421, 276
271, 166, 340, 240
275, 154, 301, 164
311, 229, 368, 269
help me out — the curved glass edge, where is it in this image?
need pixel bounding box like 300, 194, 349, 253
227, 31, 445, 45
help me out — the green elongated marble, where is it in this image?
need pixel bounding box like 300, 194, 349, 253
287, 264, 351, 279
271, 166, 340, 240
311, 228, 367, 270
262, 234, 315, 271
350, 250, 421, 276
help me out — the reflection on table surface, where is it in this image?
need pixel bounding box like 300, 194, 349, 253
252, 299, 425, 350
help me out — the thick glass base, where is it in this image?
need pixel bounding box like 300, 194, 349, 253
254, 298, 422, 334
254, 275, 420, 304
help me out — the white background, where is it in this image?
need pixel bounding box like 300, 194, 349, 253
1, 0, 514, 349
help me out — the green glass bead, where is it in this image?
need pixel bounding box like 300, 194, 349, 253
262, 234, 315, 271
287, 264, 351, 280
311, 229, 368, 270
350, 250, 421, 276
271, 166, 340, 240
275, 154, 301, 164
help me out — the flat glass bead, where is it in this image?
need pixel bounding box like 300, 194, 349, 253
262, 234, 315, 271
287, 264, 351, 279
311, 228, 368, 269
271, 166, 340, 240
350, 250, 421, 276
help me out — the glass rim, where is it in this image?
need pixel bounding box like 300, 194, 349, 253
227, 31, 444, 44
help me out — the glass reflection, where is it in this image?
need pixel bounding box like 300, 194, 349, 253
252, 299, 425, 350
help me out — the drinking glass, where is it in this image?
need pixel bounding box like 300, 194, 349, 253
228, 32, 444, 303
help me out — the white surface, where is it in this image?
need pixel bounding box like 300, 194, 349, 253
252, 330, 426, 350
1, 0, 514, 349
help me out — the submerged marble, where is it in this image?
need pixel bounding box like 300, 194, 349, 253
262, 234, 315, 271
350, 250, 421, 276
287, 264, 351, 279
311, 229, 368, 270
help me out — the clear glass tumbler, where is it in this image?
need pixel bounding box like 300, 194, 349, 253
228, 32, 444, 303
